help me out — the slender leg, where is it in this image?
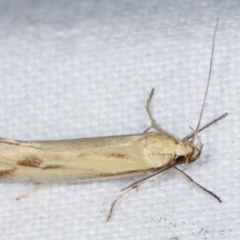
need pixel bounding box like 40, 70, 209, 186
144, 88, 167, 133
130, 178, 139, 192
107, 175, 158, 221
107, 187, 132, 221
143, 126, 152, 133
107, 161, 181, 221
174, 167, 221, 203
16, 182, 49, 200
107, 170, 164, 220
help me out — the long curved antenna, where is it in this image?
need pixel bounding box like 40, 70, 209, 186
193, 18, 219, 142
184, 112, 228, 140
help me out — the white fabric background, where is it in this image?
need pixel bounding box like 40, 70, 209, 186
0, 0, 239, 239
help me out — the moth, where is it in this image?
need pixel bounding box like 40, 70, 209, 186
0, 19, 227, 220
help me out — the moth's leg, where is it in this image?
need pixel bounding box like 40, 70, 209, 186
130, 178, 139, 192
107, 159, 183, 221
107, 167, 170, 221
143, 126, 152, 133
107, 187, 132, 221
144, 88, 166, 133
173, 167, 221, 203
16, 182, 49, 200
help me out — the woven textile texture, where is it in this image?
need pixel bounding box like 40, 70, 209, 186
0, 1, 239, 239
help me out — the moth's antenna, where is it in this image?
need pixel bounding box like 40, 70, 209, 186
193, 18, 219, 141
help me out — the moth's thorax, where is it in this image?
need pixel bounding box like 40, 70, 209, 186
137, 133, 202, 167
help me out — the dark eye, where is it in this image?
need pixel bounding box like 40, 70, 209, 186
175, 155, 185, 163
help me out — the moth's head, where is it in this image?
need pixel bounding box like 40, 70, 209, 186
175, 137, 203, 164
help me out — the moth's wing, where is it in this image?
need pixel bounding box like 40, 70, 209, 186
0, 133, 177, 182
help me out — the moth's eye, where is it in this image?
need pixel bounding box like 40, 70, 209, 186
175, 155, 185, 163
